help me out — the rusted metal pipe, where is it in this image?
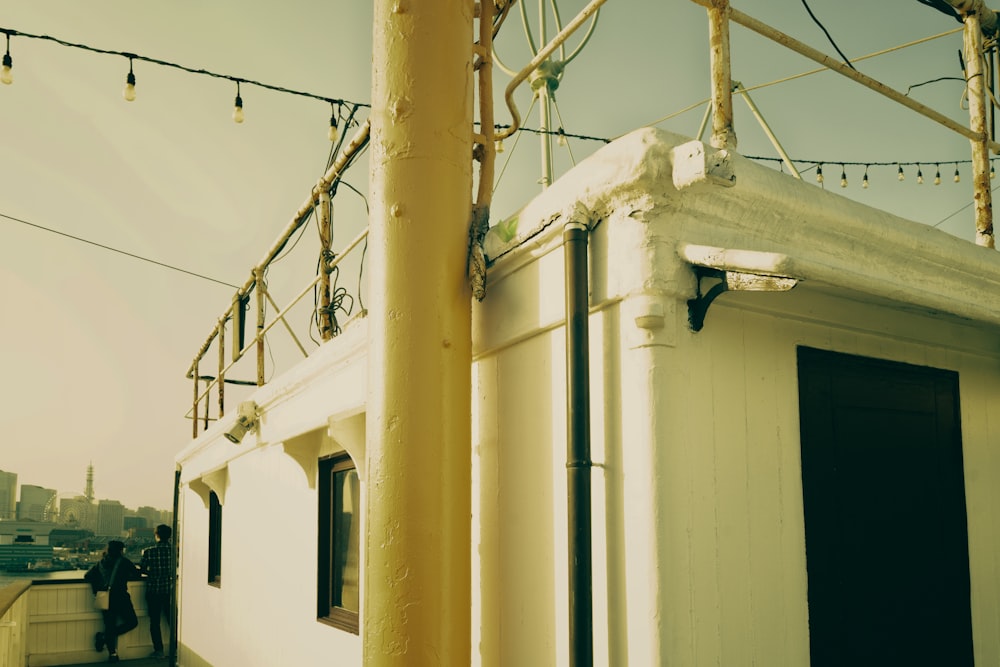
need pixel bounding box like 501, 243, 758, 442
255, 269, 265, 386
707, 0, 737, 150
964, 11, 996, 246
688, 0, 1000, 153
217, 321, 225, 417
497, 0, 608, 140
317, 189, 334, 340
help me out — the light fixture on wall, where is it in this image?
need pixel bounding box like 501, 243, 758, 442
224, 401, 258, 444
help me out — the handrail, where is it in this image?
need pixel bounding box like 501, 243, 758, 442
185, 118, 371, 434
185, 119, 371, 381
185, 226, 369, 420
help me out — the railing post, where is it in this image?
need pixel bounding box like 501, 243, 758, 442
255, 270, 265, 386
964, 10, 995, 247
707, 0, 737, 150
192, 361, 199, 438
318, 189, 334, 340
217, 320, 225, 418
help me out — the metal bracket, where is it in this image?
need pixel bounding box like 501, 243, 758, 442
687, 267, 728, 332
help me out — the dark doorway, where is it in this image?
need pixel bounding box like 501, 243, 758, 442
797, 347, 974, 666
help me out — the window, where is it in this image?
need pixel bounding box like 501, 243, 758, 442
318, 454, 360, 633
208, 490, 222, 586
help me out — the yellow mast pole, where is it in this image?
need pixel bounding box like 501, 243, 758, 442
365, 0, 473, 664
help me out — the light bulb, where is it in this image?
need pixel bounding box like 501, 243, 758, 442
556, 127, 567, 147
934, 166, 941, 185
328, 113, 339, 142
953, 166, 960, 183
862, 170, 869, 189
1, 53, 11, 86
991, 163, 996, 180
897, 165, 904, 182
233, 95, 244, 124
816, 165, 824, 183
917, 168, 924, 184
495, 139, 505, 153
840, 168, 847, 188
123, 72, 136, 102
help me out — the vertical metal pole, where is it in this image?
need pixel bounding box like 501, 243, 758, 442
191, 363, 199, 439
707, 0, 737, 150
564, 221, 593, 667
318, 190, 334, 340
965, 12, 995, 247
537, 1, 554, 188
169, 467, 180, 667
217, 322, 225, 418
366, 0, 472, 665
202, 380, 208, 431
255, 271, 265, 386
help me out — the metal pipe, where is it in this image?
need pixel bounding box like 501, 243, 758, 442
191, 362, 199, 439
965, 13, 996, 246
186, 120, 371, 379
735, 81, 801, 178
317, 189, 334, 340
564, 218, 593, 667
707, 0, 737, 149
262, 290, 309, 356
169, 467, 180, 667
688, 0, 1000, 153
497, 0, 608, 140
255, 269, 265, 386
217, 321, 225, 417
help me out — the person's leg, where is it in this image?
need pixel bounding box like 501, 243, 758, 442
116, 598, 139, 636
146, 591, 164, 652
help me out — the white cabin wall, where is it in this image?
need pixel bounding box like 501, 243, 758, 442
177, 432, 363, 666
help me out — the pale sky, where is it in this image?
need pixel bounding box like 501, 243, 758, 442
0, 0, 987, 510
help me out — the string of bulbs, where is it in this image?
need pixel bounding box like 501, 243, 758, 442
0, 26, 369, 141
1, 26, 991, 184
749, 156, 997, 189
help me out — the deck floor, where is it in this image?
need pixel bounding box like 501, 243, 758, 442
63, 658, 172, 667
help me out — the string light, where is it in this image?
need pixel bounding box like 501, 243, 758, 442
1, 32, 12, 85
232, 80, 244, 124
992, 162, 996, 179
122, 56, 136, 102
862, 165, 870, 189
815, 164, 824, 184
495, 139, 505, 153
840, 165, 848, 188
328, 103, 339, 142
934, 164, 942, 185
556, 127, 568, 147
953, 164, 960, 183
897, 164, 904, 182
917, 165, 924, 184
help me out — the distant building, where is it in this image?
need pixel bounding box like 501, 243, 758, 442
18, 484, 56, 522
123, 515, 148, 531
136, 506, 159, 526
0, 521, 55, 569
96, 499, 125, 537
0, 470, 16, 520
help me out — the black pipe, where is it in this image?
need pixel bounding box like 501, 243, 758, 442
169, 467, 180, 667
564, 220, 593, 667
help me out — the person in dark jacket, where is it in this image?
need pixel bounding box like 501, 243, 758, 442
85, 540, 140, 663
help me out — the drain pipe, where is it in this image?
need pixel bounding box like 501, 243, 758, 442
564, 205, 593, 667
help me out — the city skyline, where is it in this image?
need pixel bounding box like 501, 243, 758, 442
0, 465, 173, 519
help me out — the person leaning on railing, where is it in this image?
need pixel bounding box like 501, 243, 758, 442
85, 540, 140, 664
140, 524, 174, 660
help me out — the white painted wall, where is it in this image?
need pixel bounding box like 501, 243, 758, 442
175, 128, 1000, 666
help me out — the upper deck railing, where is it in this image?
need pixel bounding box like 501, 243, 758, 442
185, 119, 371, 436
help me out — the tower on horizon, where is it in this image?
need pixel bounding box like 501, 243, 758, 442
85, 463, 94, 503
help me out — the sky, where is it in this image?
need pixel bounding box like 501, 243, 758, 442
0, 0, 989, 510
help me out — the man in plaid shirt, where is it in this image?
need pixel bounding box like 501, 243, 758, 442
140, 524, 174, 659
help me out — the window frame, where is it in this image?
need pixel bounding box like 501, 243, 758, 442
317, 453, 360, 634
207, 490, 222, 587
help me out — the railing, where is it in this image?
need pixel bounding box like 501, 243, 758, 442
691, 0, 998, 247
0, 578, 159, 666
186, 120, 372, 436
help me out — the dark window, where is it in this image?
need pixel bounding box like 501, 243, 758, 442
208, 491, 222, 586
318, 454, 360, 633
